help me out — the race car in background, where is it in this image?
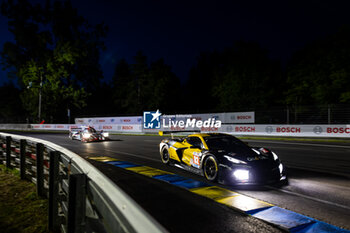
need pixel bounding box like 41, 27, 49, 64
159, 133, 287, 185
69, 126, 109, 142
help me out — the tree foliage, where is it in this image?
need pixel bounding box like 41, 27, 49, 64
111, 51, 181, 115
0, 0, 107, 122
186, 42, 283, 112
286, 26, 350, 105
0, 82, 23, 122
1, 0, 350, 122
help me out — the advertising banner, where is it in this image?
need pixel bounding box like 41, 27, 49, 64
93, 124, 142, 133
75, 116, 142, 125
219, 124, 350, 138
5, 123, 349, 138
223, 112, 255, 123
31, 124, 75, 130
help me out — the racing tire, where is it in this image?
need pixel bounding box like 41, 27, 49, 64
203, 155, 218, 181
160, 146, 170, 164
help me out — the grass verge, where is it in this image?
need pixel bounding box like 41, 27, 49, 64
0, 165, 49, 233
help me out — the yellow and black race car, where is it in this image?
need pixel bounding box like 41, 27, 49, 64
159, 133, 287, 185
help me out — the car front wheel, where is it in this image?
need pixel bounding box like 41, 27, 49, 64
160, 146, 170, 164
203, 155, 218, 181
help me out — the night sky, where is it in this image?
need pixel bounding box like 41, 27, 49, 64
1, 0, 349, 85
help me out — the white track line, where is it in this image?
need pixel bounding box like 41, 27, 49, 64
247, 140, 350, 149
103, 149, 160, 162
266, 185, 350, 211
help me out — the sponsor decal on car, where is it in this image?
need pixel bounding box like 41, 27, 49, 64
247, 156, 268, 161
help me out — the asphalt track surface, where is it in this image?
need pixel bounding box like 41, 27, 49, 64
8, 132, 350, 232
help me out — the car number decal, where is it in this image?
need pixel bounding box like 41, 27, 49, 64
191, 152, 201, 168
193, 155, 200, 165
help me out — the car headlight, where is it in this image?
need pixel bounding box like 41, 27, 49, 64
102, 132, 109, 137
83, 133, 91, 139
224, 155, 247, 164
279, 163, 283, 173
233, 169, 249, 180
272, 152, 279, 161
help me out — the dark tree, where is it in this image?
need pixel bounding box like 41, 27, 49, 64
147, 58, 181, 112
111, 52, 181, 114
0, 0, 107, 122
185, 51, 221, 112
186, 41, 283, 112
286, 26, 350, 106
0, 82, 24, 123
112, 59, 133, 114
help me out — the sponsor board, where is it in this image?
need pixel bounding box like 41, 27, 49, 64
219, 124, 350, 138
27, 123, 350, 138
75, 116, 142, 125
75, 112, 254, 127
224, 112, 255, 123
31, 124, 74, 130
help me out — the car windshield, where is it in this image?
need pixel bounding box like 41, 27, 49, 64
204, 136, 249, 150
87, 127, 96, 133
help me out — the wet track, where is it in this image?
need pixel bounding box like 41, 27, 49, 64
10, 132, 350, 232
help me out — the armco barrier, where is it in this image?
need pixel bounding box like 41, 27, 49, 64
0, 124, 32, 131
0, 132, 167, 233
2, 123, 350, 138
30, 124, 143, 133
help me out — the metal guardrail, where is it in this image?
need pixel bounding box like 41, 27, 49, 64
0, 132, 167, 233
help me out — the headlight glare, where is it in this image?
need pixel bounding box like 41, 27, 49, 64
103, 132, 109, 137
233, 169, 249, 180
224, 155, 247, 164
272, 152, 279, 161
83, 133, 91, 139
279, 163, 283, 173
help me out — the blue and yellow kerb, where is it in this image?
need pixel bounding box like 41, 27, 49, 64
89, 156, 349, 233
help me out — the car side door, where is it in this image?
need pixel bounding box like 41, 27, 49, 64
182, 136, 204, 168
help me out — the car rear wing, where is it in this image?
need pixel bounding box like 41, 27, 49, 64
158, 130, 200, 138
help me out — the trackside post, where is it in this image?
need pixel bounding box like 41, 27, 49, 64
19, 139, 26, 179
67, 174, 87, 233
36, 143, 44, 197
49, 150, 60, 232
5, 136, 11, 168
